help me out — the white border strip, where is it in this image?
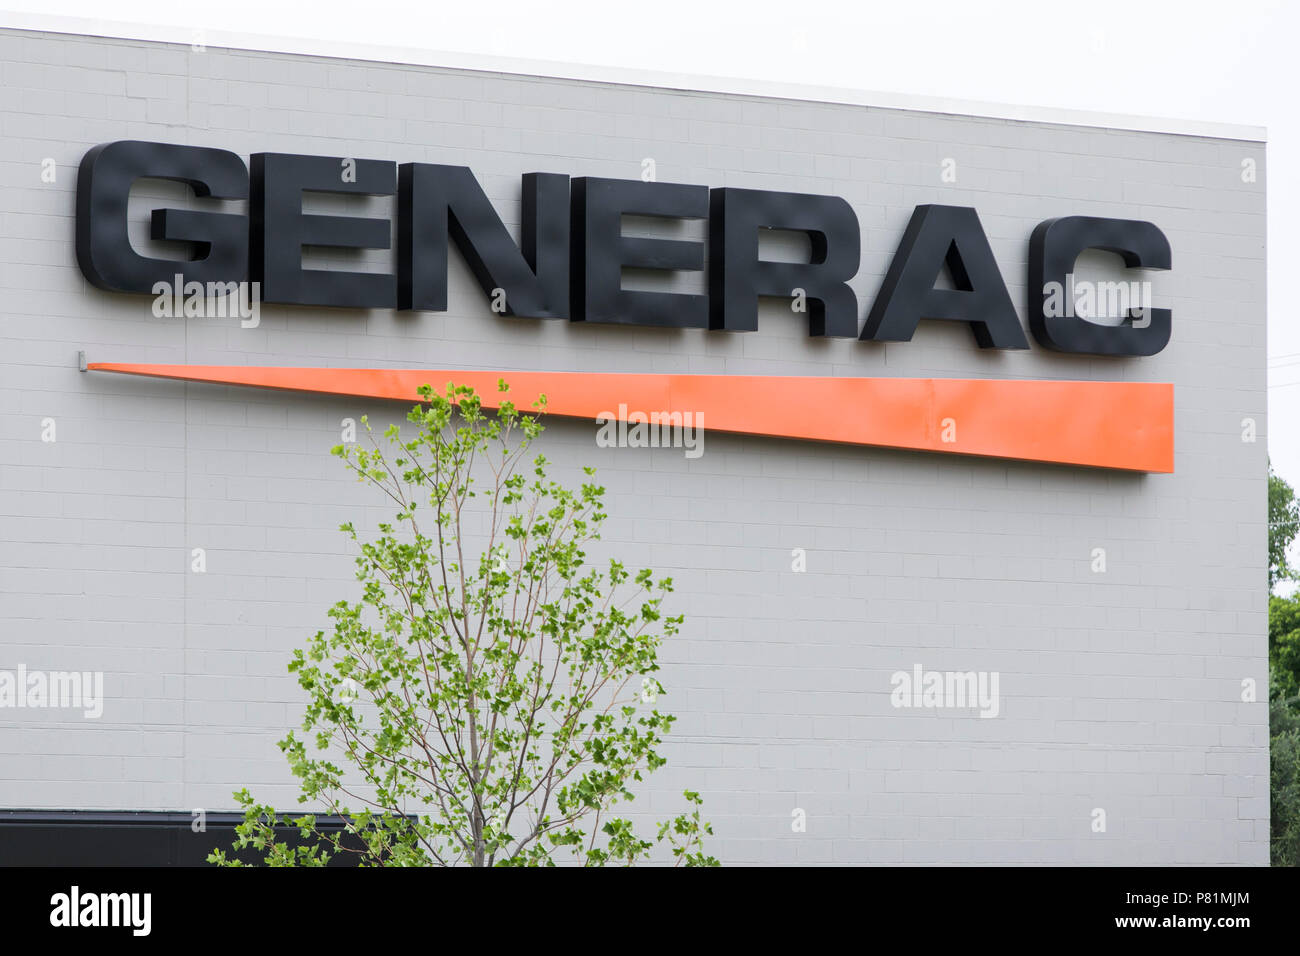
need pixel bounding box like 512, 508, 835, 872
0, 12, 1268, 142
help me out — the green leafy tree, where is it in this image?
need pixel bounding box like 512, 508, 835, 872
1271, 687, 1300, 866
1269, 460, 1299, 593
1269, 461, 1300, 864
1270, 597, 1300, 704
210, 381, 717, 867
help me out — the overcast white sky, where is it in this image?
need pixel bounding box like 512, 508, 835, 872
4, 0, 1296, 476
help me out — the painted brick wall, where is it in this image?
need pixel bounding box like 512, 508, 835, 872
0, 27, 1267, 864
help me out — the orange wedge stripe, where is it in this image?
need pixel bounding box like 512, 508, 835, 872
86, 363, 1174, 473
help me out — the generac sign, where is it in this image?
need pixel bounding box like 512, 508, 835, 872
77, 140, 1175, 472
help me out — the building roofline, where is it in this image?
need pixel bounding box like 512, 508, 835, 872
0, 12, 1269, 142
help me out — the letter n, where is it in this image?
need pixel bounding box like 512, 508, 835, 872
399, 164, 569, 318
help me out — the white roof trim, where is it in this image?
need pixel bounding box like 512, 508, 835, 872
0, 12, 1268, 142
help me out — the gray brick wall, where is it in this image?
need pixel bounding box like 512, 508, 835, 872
0, 27, 1267, 864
